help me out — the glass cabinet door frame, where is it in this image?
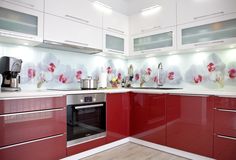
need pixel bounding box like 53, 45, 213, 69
130, 26, 176, 55
177, 13, 236, 50
103, 30, 128, 55
0, 1, 43, 42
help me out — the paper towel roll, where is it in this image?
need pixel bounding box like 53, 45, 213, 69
99, 72, 107, 88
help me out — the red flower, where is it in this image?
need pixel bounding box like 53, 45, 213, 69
117, 73, 122, 80
76, 70, 82, 80
28, 68, 36, 79
107, 67, 112, 74
153, 76, 158, 82
194, 75, 203, 84
146, 68, 152, 75
59, 74, 68, 83
48, 63, 56, 72
135, 73, 140, 80
207, 62, 216, 72
228, 68, 236, 79
168, 72, 175, 80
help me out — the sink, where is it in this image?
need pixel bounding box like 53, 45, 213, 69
130, 87, 183, 90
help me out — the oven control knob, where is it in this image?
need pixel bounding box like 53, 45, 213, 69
80, 99, 84, 103
93, 98, 96, 102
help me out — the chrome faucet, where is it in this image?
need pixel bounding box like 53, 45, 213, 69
157, 63, 163, 86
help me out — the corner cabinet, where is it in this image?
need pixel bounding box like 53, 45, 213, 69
130, 26, 176, 55
177, 13, 236, 50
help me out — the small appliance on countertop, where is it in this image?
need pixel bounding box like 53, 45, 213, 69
0, 56, 23, 91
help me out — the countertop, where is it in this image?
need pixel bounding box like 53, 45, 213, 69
0, 88, 236, 99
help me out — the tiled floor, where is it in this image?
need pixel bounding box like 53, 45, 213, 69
81, 142, 189, 160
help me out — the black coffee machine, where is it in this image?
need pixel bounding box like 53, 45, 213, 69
0, 56, 23, 91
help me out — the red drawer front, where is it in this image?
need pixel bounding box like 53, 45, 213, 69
67, 137, 106, 156
214, 135, 236, 160
214, 97, 236, 110
215, 108, 236, 137
0, 108, 66, 147
0, 96, 66, 114
0, 134, 66, 160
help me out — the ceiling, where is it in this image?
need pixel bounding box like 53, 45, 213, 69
88, 0, 161, 15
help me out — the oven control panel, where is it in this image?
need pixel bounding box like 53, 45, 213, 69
67, 93, 106, 105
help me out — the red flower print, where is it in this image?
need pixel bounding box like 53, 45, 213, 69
117, 73, 122, 80
207, 62, 216, 72
107, 67, 112, 74
228, 68, 236, 79
135, 73, 140, 81
76, 70, 82, 80
194, 75, 203, 84
153, 76, 158, 82
146, 68, 152, 75
28, 68, 36, 79
168, 72, 175, 80
48, 63, 56, 73
59, 74, 68, 83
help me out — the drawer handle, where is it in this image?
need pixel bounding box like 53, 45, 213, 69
217, 135, 236, 141
107, 49, 124, 54
64, 40, 89, 46
0, 134, 65, 150
3, 0, 35, 8
194, 11, 224, 20
214, 108, 236, 113
107, 27, 125, 34
65, 15, 89, 24
0, 108, 65, 117
75, 104, 104, 110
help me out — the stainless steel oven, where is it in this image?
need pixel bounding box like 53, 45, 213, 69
66, 93, 106, 147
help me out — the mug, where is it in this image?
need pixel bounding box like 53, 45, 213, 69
0, 74, 2, 88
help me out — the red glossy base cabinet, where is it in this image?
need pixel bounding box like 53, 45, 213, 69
166, 95, 214, 158
106, 93, 130, 143
130, 93, 166, 145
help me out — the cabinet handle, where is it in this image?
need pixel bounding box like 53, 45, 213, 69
217, 135, 236, 141
0, 108, 65, 117
107, 27, 125, 34
0, 134, 65, 150
141, 26, 161, 33
194, 40, 224, 47
64, 40, 89, 46
0, 95, 65, 100
107, 49, 124, 54
168, 93, 209, 97
75, 104, 104, 109
3, 0, 35, 8
0, 32, 34, 40
194, 11, 224, 20
65, 15, 89, 24
214, 108, 236, 113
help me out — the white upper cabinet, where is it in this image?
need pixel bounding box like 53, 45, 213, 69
45, 0, 103, 28
129, 0, 177, 36
0, 0, 44, 12
103, 11, 129, 35
44, 14, 102, 50
177, 0, 236, 25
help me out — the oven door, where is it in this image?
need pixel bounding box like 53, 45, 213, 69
67, 103, 106, 146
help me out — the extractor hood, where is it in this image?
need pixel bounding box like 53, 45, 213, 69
37, 40, 103, 54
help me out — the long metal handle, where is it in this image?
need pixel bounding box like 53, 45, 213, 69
107, 49, 124, 54
0, 108, 65, 117
214, 108, 236, 113
217, 135, 236, 141
141, 26, 161, 33
194, 40, 224, 47
168, 93, 209, 97
4, 0, 35, 8
75, 104, 104, 110
0, 95, 64, 100
64, 40, 89, 46
0, 134, 64, 150
194, 11, 224, 20
65, 15, 89, 23
107, 27, 125, 34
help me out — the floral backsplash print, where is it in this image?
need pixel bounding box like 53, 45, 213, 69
0, 43, 235, 90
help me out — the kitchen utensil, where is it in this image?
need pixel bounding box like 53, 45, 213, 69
80, 76, 98, 90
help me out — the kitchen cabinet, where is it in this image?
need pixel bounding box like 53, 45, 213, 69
177, 0, 236, 25
129, 0, 176, 36
0, 1, 43, 45
166, 95, 214, 158
106, 93, 130, 143
130, 26, 176, 55
130, 93, 166, 145
0, 96, 67, 160
103, 30, 128, 55
45, 0, 102, 28
0, 0, 44, 12
213, 97, 236, 160
44, 14, 103, 50
103, 11, 129, 35
177, 14, 236, 50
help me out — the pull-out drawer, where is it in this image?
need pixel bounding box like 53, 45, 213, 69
0, 96, 66, 114
0, 134, 66, 160
0, 108, 66, 147
214, 97, 236, 110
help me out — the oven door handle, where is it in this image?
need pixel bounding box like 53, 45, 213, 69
74, 104, 104, 109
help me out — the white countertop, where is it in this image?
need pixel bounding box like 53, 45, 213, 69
0, 88, 236, 99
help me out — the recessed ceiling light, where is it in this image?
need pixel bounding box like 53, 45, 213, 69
93, 1, 112, 14
141, 5, 161, 16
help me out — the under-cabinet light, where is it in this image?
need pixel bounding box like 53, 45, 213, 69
141, 5, 161, 16
93, 1, 112, 14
